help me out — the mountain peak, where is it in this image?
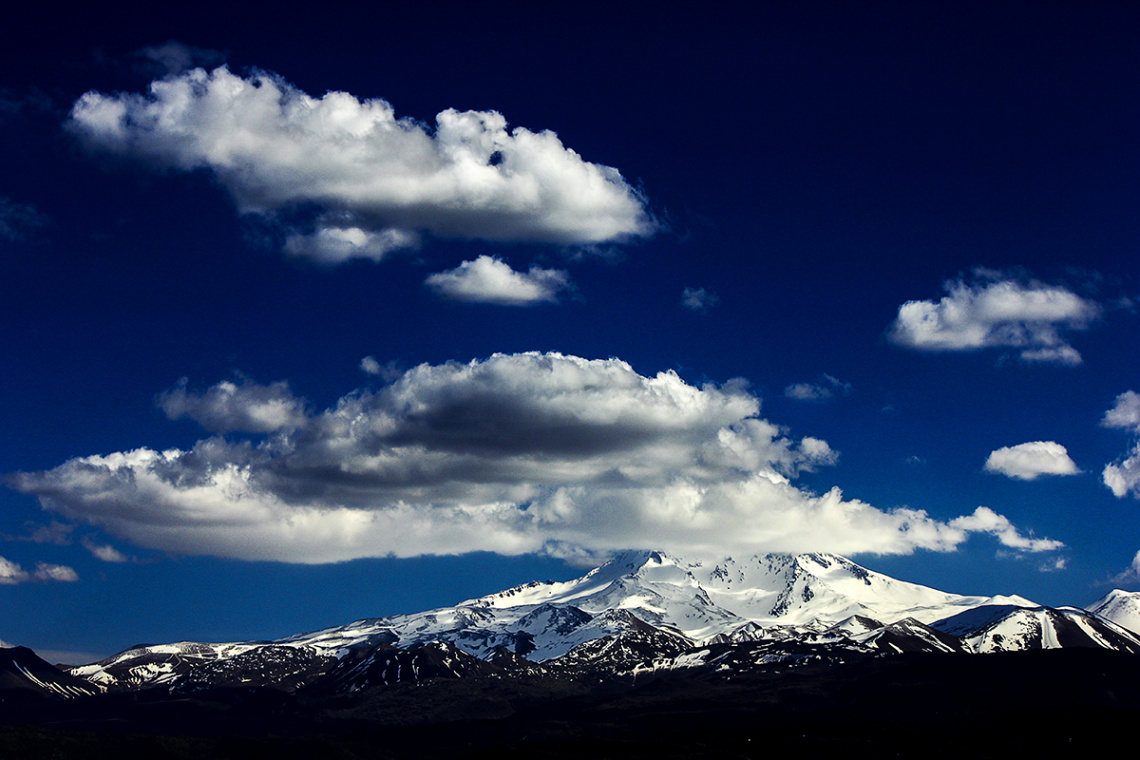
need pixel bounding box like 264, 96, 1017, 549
466, 549, 1015, 647
1088, 588, 1140, 636
54, 549, 1112, 697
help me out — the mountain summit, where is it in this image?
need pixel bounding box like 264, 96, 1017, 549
256, 549, 1035, 665
64, 549, 1107, 694
461, 550, 1030, 643
1087, 589, 1140, 635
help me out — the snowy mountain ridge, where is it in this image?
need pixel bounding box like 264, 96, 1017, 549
1087, 589, 1140, 635
66, 549, 1057, 691
261, 550, 1032, 662
44, 550, 1140, 698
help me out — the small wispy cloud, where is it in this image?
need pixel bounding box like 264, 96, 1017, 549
681, 287, 718, 311
784, 374, 851, 402
136, 41, 225, 76
0, 197, 49, 243
0, 556, 78, 585
82, 538, 129, 563
5, 521, 75, 545
157, 376, 307, 434
947, 506, 1063, 553
360, 356, 404, 381
0, 88, 53, 121
1108, 550, 1140, 585
425, 255, 570, 305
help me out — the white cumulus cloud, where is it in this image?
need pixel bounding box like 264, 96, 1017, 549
283, 226, 419, 264
0, 556, 78, 585
983, 441, 1080, 480
425, 255, 570, 305
82, 538, 129, 563
888, 272, 1100, 365
1104, 444, 1140, 499
947, 506, 1063, 552
1101, 391, 1140, 499
12, 352, 1060, 563
1102, 391, 1140, 433
157, 377, 307, 434
68, 66, 653, 262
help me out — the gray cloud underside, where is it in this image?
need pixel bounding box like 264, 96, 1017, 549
12, 352, 1061, 563
68, 66, 654, 261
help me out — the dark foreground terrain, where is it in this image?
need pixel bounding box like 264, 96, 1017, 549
3, 648, 1139, 759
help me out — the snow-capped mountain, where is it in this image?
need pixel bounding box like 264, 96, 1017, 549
1087, 589, 1140, 635
10, 553, 1140, 758
68, 550, 1050, 692
0, 646, 99, 699
368, 549, 1030, 655
76, 552, 1014, 684
932, 604, 1140, 654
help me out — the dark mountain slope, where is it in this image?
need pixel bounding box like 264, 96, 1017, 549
3, 648, 1140, 759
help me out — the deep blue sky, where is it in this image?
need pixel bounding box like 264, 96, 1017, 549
2, 2, 1139, 663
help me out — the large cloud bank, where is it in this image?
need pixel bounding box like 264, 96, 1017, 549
12, 353, 1060, 563
68, 66, 653, 261
888, 272, 1100, 365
